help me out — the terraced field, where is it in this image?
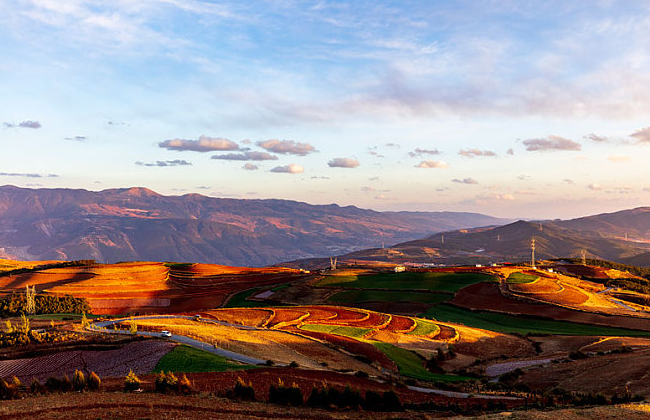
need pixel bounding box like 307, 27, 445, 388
0, 261, 307, 315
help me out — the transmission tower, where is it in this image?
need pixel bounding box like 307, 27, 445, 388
330, 257, 337, 270
25, 285, 36, 315
531, 238, 536, 269
497, 234, 501, 242
581, 249, 587, 265
441, 234, 444, 244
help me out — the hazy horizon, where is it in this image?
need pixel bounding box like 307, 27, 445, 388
2, 1, 649, 219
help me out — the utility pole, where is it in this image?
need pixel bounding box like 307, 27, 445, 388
497, 234, 501, 242
531, 238, 536, 269
330, 257, 337, 270
441, 234, 444, 244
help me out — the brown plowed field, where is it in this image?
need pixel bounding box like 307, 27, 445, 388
289, 328, 397, 370
453, 282, 650, 331
293, 306, 338, 322
0, 340, 174, 383
509, 277, 563, 294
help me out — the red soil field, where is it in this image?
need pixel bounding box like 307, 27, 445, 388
382, 315, 416, 333
200, 308, 274, 327
453, 282, 650, 331
266, 308, 310, 328
431, 324, 458, 341
293, 306, 338, 322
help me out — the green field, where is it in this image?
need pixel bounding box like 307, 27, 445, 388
506, 272, 539, 284
421, 304, 650, 336
407, 319, 440, 336
154, 345, 254, 373
300, 324, 372, 339
327, 289, 452, 304
374, 343, 471, 382
316, 272, 497, 293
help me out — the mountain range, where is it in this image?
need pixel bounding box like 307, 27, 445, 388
0, 185, 509, 266
324, 208, 650, 267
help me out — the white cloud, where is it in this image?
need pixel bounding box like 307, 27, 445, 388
607, 155, 630, 163
270, 163, 304, 174
243, 163, 258, 170
212, 151, 277, 161
328, 158, 359, 168
452, 178, 478, 185
416, 160, 448, 169
631, 127, 650, 143
522, 135, 581, 151
588, 183, 602, 190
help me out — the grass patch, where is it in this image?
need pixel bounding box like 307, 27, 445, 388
421, 304, 650, 336
507, 272, 539, 284
271, 284, 290, 292
300, 324, 372, 339
374, 343, 471, 382
327, 290, 452, 304
316, 272, 497, 293
154, 345, 254, 373
406, 319, 440, 336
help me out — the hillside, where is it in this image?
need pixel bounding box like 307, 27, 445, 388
0, 186, 508, 266
310, 208, 650, 267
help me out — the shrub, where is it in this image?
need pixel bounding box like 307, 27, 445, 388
45, 376, 63, 393
569, 350, 588, 360
124, 370, 141, 392
269, 379, 303, 406
339, 384, 362, 409
72, 370, 86, 391
307, 386, 329, 408
88, 371, 101, 391
155, 371, 178, 394
363, 389, 402, 411
0, 377, 23, 400
289, 361, 299, 368
60, 375, 72, 392
233, 377, 255, 401
30, 378, 45, 395
178, 374, 194, 395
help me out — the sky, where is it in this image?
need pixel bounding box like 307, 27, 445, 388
1, 0, 650, 219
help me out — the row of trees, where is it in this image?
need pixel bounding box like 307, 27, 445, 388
0, 370, 101, 400
0, 293, 91, 316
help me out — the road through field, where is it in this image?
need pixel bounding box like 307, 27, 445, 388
94, 316, 266, 365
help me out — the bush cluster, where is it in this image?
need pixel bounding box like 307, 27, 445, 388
124, 370, 141, 392
233, 377, 255, 401
154, 371, 194, 394
269, 379, 303, 406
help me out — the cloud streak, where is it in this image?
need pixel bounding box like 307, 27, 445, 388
212, 151, 277, 161
4, 120, 41, 129
0, 172, 58, 178
135, 160, 192, 167
522, 135, 581, 152
452, 178, 478, 184
458, 149, 497, 158
409, 148, 440, 157
257, 139, 315, 156
159, 135, 239, 152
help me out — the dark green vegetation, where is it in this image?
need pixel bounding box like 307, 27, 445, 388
421, 304, 650, 336
374, 343, 471, 382
506, 272, 539, 284
317, 272, 497, 293
154, 345, 254, 373
0, 294, 91, 316
327, 289, 451, 304
223, 288, 269, 308
164, 262, 194, 269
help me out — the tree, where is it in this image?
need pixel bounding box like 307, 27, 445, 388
73, 370, 86, 391
124, 370, 141, 392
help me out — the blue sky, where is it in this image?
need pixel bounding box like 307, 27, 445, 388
1, 0, 650, 218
